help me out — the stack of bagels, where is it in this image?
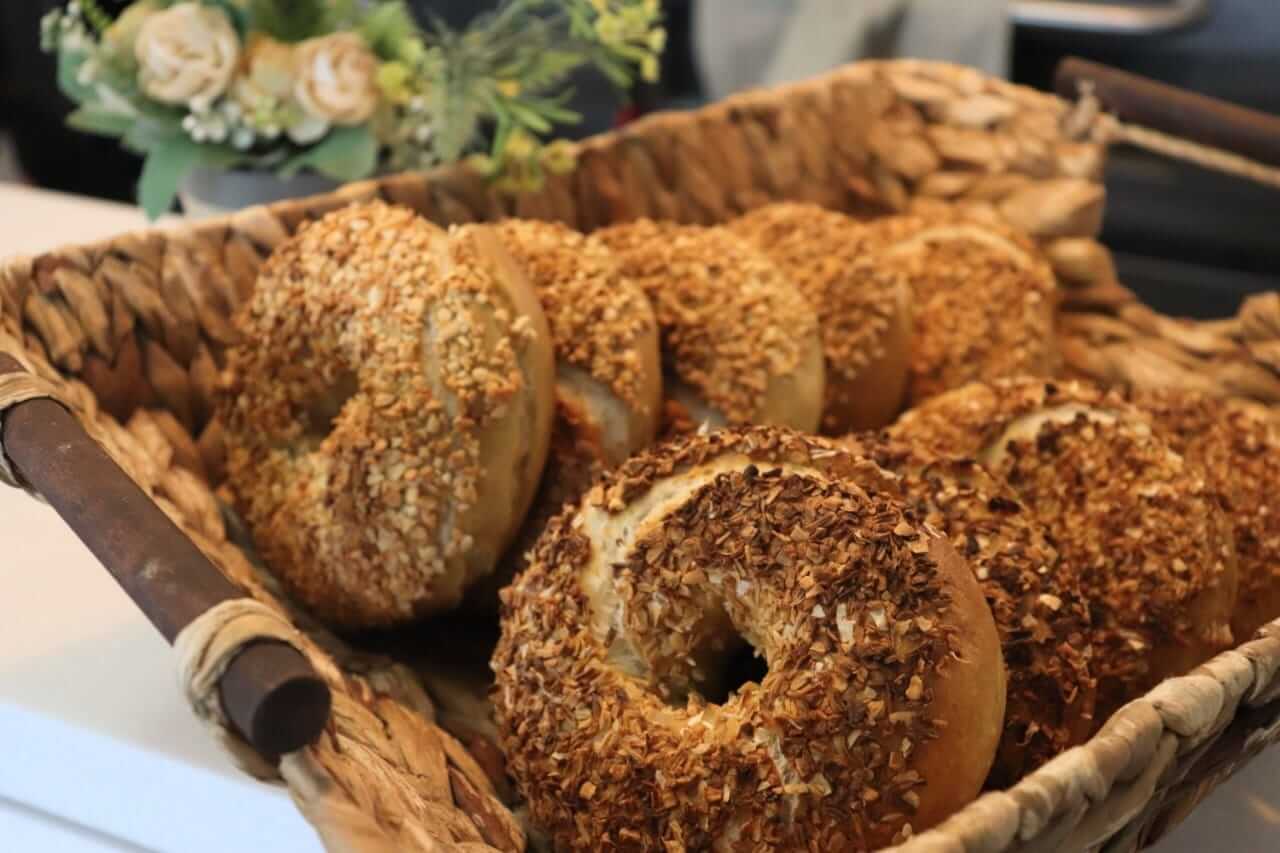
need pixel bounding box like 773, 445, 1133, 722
218, 199, 1271, 851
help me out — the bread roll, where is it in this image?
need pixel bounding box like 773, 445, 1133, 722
846, 433, 1095, 785
593, 220, 825, 433
1129, 388, 1280, 642
494, 427, 1005, 851
893, 378, 1237, 719
868, 214, 1059, 403
730, 202, 913, 432
476, 219, 663, 601
220, 203, 555, 626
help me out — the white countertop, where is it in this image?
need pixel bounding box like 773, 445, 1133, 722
0, 182, 1277, 852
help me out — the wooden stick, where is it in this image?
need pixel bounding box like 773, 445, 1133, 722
1055, 57, 1280, 169
0, 353, 330, 757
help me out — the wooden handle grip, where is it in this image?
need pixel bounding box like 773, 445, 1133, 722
1055, 57, 1280, 169
0, 353, 330, 756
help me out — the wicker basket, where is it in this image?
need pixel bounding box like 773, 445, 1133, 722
4, 59, 1280, 853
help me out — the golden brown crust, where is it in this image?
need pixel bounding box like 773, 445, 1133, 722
892, 378, 1237, 720
493, 426, 1004, 851
492, 219, 663, 460
1127, 388, 1280, 642
867, 215, 1060, 403
846, 433, 1096, 785
219, 202, 555, 627
591, 220, 824, 432
473, 220, 663, 608
729, 203, 913, 433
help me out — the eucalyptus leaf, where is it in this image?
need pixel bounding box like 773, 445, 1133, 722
279, 126, 378, 180
66, 106, 135, 138
56, 51, 94, 104
122, 116, 185, 155
138, 137, 204, 220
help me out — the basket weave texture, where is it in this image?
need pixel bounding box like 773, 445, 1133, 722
3, 60, 1280, 852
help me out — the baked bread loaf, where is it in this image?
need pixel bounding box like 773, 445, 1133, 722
592, 220, 825, 433
893, 379, 1237, 719
846, 433, 1095, 785
1129, 388, 1280, 643
220, 203, 556, 627
493, 427, 1005, 851
729, 202, 913, 432
867, 214, 1059, 403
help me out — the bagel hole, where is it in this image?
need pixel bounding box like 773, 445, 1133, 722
696, 634, 769, 706
303, 369, 358, 438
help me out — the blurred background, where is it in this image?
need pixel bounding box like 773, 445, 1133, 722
2, 0, 1277, 316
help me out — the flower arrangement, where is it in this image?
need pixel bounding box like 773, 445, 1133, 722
41, 0, 665, 218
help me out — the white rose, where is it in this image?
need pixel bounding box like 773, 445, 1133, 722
135, 2, 239, 111
294, 34, 379, 125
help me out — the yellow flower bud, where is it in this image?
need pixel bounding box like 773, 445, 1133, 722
648, 27, 667, 53
641, 54, 660, 83
496, 79, 521, 98
594, 15, 623, 46
377, 62, 412, 104
467, 153, 497, 176
540, 139, 577, 175
505, 129, 536, 160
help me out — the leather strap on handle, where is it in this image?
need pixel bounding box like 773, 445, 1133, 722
1055, 57, 1280, 170
0, 352, 331, 757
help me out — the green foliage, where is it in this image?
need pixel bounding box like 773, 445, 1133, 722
138, 136, 203, 219
247, 0, 327, 43
280, 125, 378, 180
66, 105, 136, 137
358, 2, 418, 60
56, 50, 94, 103
43, 0, 667, 217
79, 0, 114, 33
201, 0, 250, 37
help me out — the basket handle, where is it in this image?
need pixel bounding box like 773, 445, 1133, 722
0, 353, 330, 757
1055, 57, 1280, 170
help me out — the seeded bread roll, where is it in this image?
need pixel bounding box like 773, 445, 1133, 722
220, 203, 556, 627
493, 219, 663, 470
494, 427, 1005, 851
1128, 388, 1280, 642
893, 379, 1237, 720
845, 433, 1096, 785
730, 202, 913, 433
867, 215, 1059, 403
477, 220, 663, 601
592, 220, 825, 433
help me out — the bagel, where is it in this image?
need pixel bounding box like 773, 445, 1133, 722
220, 202, 555, 627
867, 214, 1059, 403
592, 220, 825, 433
892, 378, 1237, 719
845, 433, 1095, 785
1129, 388, 1280, 643
493, 219, 663, 470
729, 202, 913, 433
493, 427, 1005, 851
475, 220, 663, 600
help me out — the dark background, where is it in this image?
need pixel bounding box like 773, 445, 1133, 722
2, 1, 1277, 317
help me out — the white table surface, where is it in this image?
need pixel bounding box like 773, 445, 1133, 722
0, 182, 1277, 851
